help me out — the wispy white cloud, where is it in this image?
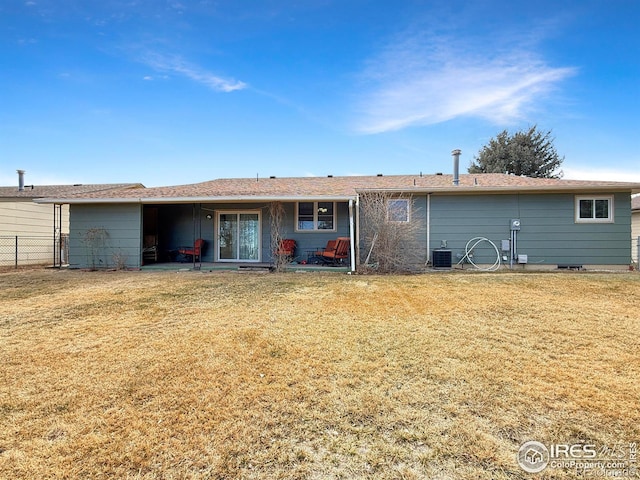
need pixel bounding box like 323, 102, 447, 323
140, 51, 246, 93
353, 29, 576, 134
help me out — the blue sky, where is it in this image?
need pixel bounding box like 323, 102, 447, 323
1, 0, 639, 187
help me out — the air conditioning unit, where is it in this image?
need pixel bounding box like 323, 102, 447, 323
432, 249, 452, 269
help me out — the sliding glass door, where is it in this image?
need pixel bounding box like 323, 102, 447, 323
217, 211, 261, 261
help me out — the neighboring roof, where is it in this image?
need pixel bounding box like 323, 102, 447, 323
0, 183, 144, 200
632, 195, 640, 211
35, 174, 640, 204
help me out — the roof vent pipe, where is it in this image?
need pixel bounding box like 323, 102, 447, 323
17, 170, 25, 192
451, 149, 461, 186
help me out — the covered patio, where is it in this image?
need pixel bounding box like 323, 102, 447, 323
140, 199, 356, 272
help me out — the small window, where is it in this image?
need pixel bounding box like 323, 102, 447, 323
387, 199, 410, 222
575, 196, 613, 223
296, 202, 336, 231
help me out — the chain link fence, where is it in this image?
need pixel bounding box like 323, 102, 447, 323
0, 235, 69, 268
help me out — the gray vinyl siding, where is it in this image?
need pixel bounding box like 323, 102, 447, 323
429, 193, 632, 266
400, 196, 428, 266
69, 203, 142, 269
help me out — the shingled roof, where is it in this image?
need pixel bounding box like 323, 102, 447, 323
632, 195, 640, 211
0, 183, 143, 199
35, 174, 640, 204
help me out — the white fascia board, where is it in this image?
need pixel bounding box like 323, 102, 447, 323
35, 195, 356, 204
357, 185, 640, 195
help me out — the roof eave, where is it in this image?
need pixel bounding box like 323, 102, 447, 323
35, 195, 357, 204
357, 185, 640, 195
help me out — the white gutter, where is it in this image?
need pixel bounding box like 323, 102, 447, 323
35, 195, 356, 205
357, 185, 640, 194
348, 198, 356, 273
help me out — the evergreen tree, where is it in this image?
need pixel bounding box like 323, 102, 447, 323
469, 126, 564, 178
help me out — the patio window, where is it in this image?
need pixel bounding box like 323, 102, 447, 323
575, 195, 613, 223
296, 202, 336, 231
387, 199, 410, 222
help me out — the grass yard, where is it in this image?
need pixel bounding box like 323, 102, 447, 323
0, 269, 639, 479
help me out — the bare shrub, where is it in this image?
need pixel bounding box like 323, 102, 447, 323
268, 201, 288, 272
358, 192, 422, 273
112, 251, 128, 270
82, 227, 109, 270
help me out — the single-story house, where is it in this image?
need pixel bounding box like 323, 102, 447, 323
36, 164, 640, 272
0, 170, 141, 267
632, 195, 640, 265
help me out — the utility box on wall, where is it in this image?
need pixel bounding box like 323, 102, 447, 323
432, 249, 452, 269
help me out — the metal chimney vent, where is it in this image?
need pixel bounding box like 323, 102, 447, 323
17, 170, 25, 192
451, 150, 461, 186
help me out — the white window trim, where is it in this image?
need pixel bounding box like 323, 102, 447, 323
215, 210, 262, 262
387, 198, 410, 223
575, 195, 614, 223
295, 201, 337, 232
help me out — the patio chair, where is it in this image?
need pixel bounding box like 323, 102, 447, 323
142, 234, 158, 263
178, 238, 206, 262
275, 239, 297, 260
313, 239, 336, 257
319, 237, 350, 265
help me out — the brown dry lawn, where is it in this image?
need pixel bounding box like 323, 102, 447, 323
0, 269, 639, 479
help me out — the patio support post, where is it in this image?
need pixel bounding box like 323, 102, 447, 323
53, 203, 62, 268
349, 198, 356, 273
192, 203, 202, 270
53, 203, 57, 267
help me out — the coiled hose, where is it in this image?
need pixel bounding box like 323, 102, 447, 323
455, 236, 502, 271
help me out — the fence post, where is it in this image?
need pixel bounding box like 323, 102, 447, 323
15, 235, 18, 269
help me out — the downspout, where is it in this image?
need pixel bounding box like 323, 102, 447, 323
348, 198, 356, 273
356, 194, 360, 270
426, 193, 431, 266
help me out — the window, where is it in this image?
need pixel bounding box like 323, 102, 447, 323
296, 202, 336, 231
575, 196, 613, 223
387, 199, 410, 222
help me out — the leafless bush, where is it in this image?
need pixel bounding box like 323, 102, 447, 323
112, 251, 128, 270
82, 227, 109, 270
358, 192, 422, 273
268, 202, 288, 272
